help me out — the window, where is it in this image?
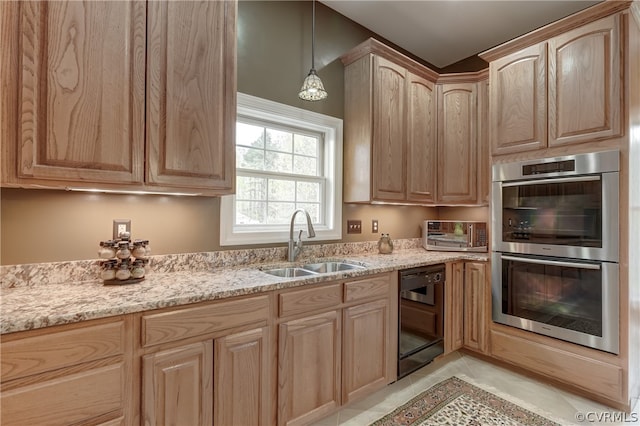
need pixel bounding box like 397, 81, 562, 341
220, 93, 342, 245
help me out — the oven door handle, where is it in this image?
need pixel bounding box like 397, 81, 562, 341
501, 255, 601, 270
501, 175, 600, 187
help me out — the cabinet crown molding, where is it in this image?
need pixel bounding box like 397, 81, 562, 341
479, 0, 633, 62
341, 38, 440, 82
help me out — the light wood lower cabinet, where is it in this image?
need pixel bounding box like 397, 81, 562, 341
444, 262, 464, 353
342, 299, 389, 404
140, 295, 271, 426
277, 273, 396, 426
214, 327, 270, 426
278, 311, 341, 426
143, 341, 214, 426
0, 317, 133, 426
444, 261, 489, 354
463, 262, 489, 354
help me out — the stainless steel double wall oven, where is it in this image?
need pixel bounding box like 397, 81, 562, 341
491, 150, 619, 354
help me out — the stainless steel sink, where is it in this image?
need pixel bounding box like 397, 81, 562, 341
260, 260, 366, 277
301, 261, 365, 273
261, 267, 318, 278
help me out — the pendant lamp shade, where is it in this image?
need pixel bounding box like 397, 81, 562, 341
299, 0, 327, 101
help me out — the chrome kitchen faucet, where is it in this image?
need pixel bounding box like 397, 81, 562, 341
288, 209, 316, 262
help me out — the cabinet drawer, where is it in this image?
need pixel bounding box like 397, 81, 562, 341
279, 284, 342, 317
0, 361, 125, 426
1, 319, 126, 382
344, 275, 389, 303
142, 295, 269, 347
490, 329, 623, 402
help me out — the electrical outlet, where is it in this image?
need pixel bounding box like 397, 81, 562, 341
372, 219, 379, 233
347, 220, 362, 234
113, 219, 131, 239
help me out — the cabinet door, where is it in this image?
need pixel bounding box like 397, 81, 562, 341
444, 262, 464, 353
372, 56, 406, 201
463, 262, 489, 354
548, 14, 622, 147
342, 299, 389, 404
146, 0, 236, 191
437, 83, 477, 204
278, 311, 341, 426
406, 74, 437, 203
143, 341, 213, 426
477, 77, 491, 205
214, 327, 269, 426
16, 1, 145, 183
490, 43, 547, 154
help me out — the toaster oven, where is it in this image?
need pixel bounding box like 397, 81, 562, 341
422, 220, 488, 252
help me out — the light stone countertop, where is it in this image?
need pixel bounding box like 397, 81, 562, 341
0, 248, 488, 335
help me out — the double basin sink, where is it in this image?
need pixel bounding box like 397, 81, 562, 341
261, 260, 366, 278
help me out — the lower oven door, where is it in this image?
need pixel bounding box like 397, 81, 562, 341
491, 252, 619, 354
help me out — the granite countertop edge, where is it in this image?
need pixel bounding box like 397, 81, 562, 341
0, 249, 489, 335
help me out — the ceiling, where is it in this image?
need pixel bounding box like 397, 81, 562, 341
321, 0, 601, 69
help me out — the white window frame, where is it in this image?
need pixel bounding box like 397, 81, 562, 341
220, 93, 343, 246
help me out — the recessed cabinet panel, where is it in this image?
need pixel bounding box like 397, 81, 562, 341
18, 1, 145, 183
372, 56, 406, 201
406, 75, 437, 203
342, 299, 388, 403
490, 43, 547, 154
437, 83, 477, 203
143, 342, 213, 426
278, 311, 341, 426
146, 0, 235, 190
214, 327, 269, 426
549, 14, 621, 146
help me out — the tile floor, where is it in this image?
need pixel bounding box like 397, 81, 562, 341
312, 351, 640, 426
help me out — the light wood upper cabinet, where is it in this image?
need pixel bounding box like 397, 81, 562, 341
342, 39, 485, 206
15, 1, 146, 184
437, 83, 477, 204
3, 0, 236, 195
490, 43, 547, 154
407, 74, 437, 203
372, 56, 407, 201
485, 12, 623, 155
342, 40, 440, 205
548, 14, 622, 147
146, 0, 235, 191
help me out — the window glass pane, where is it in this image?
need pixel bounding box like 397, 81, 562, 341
268, 179, 295, 202
265, 151, 293, 173
236, 176, 266, 200
237, 147, 264, 170
237, 122, 264, 148
267, 202, 296, 224
297, 203, 320, 223
293, 155, 317, 176
266, 128, 293, 152
297, 182, 320, 203
236, 201, 266, 225
294, 134, 318, 156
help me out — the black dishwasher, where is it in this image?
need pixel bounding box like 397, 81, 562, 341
398, 264, 445, 378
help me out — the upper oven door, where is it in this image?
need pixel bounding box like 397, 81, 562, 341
492, 172, 619, 262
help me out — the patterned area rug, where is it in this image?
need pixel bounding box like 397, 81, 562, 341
370, 376, 561, 426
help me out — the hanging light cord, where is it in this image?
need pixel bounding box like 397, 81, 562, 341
311, 0, 317, 71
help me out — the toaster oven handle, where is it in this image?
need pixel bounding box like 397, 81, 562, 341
501, 255, 601, 270
501, 175, 600, 187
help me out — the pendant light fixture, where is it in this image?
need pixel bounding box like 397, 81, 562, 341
299, 0, 327, 101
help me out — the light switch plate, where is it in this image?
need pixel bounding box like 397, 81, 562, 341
113, 219, 131, 239
347, 220, 362, 234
